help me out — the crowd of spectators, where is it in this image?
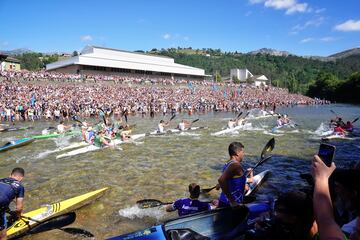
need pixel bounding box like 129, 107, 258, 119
0, 70, 329, 122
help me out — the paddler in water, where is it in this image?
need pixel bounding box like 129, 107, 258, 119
217, 142, 253, 207
157, 120, 170, 133
56, 120, 71, 134
177, 120, 190, 131
334, 123, 347, 136
166, 183, 214, 216
227, 119, 237, 129
0, 168, 25, 240
94, 129, 112, 148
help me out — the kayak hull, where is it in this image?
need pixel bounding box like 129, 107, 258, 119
56, 133, 146, 158
7, 187, 108, 239
211, 123, 252, 136
0, 138, 35, 152
32, 131, 80, 139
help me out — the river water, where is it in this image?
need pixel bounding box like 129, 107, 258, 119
1, 104, 359, 239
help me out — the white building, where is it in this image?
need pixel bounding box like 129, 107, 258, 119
249, 75, 269, 87
230, 68, 268, 86
46, 46, 207, 80
230, 68, 253, 82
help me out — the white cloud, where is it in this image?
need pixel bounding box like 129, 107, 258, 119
250, 0, 310, 14
334, 19, 360, 32
285, 2, 308, 14
320, 37, 336, 42
300, 37, 314, 43
315, 8, 326, 14
81, 35, 93, 41
291, 16, 324, 33
163, 33, 171, 40
249, 0, 265, 4
245, 11, 253, 16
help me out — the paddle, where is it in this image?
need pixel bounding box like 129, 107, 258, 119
20, 213, 94, 237
201, 138, 275, 193
191, 119, 200, 124
98, 108, 107, 125
352, 117, 359, 124
235, 112, 243, 119
169, 114, 176, 122
330, 110, 339, 117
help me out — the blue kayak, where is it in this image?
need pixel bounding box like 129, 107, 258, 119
107, 203, 270, 240
0, 138, 35, 152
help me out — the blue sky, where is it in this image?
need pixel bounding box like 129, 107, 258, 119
0, 0, 359, 56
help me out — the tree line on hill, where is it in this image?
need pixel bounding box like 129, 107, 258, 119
11, 47, 360, 103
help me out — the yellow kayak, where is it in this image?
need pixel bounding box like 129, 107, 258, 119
7, 187, 108, 238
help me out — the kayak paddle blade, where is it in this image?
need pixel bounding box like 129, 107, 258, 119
352, 117, 359, 124
170, 114, 176, 121
61, 227, 94, 237
260, 138, 275, 159
136, 199, 170, 209
192, 119, 200, 123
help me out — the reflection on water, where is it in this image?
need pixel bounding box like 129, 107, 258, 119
0, 104, 360, 239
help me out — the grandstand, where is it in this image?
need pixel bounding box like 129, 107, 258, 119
46, 46, 207, 80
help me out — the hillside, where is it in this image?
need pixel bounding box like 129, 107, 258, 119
149, 47, 360, 94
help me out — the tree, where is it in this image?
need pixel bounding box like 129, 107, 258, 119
72, 51, 79, 56
307, 72, 341, 100
215, 72, 222, 82
17, 53, 43, 70
232, 76, 241, 84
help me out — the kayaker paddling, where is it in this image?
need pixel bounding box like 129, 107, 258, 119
166, 183, 214, 216
157, 120, 170, 133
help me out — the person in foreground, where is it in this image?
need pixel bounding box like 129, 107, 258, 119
311, 155, 346, 240
166, 183, 213, 216
245, 191, 317, 240
0, 168, 25, 240
218, 142, 253, 207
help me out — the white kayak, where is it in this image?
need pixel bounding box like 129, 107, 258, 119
211, 123, 252, 136
147, 127, 206, 136
246, 170, 271, 196
322, 133, 354, 141
56, 133, 145, 159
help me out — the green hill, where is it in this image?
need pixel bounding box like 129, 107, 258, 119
149, 47, 360, 95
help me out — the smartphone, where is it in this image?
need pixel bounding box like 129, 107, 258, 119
318, 143, 336, 167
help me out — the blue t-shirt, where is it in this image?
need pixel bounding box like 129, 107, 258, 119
172, 198, 210, 216
0, 178, 25, 207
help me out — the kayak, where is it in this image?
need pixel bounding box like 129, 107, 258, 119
7, 187, 108, 239
32, 130, 81, 139
246, 170, 271, 196
271, 123, 295, 132
0, 126, 33, 132
0, 138, 35, 152
49, 141, 89, 154
322, 133, 354, 141
107, 203, 270, 240
147, 127, 206, 136
211, 123, 252, 136
108, 170, 271, 240
56, 133, 146, 159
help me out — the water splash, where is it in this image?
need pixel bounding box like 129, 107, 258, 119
119, 205, 167, 221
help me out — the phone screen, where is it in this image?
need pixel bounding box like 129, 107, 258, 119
318, 143, 336, 167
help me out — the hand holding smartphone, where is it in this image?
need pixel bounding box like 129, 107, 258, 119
318, 143, 336, 167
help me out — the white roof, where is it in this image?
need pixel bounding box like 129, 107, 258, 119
46, 46, 205, 76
